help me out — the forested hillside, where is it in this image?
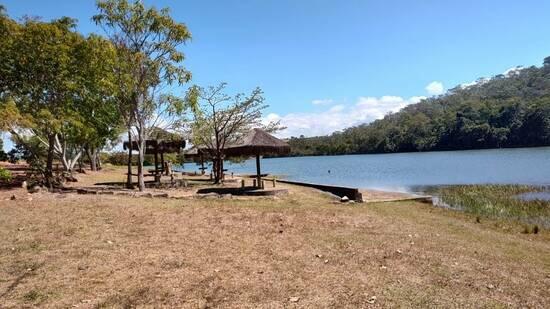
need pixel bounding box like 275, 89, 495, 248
287, 57, 550, 156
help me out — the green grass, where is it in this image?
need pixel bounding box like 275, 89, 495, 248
433, 185, 550, 229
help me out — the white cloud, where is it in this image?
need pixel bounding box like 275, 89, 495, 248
311, 99, 333, 106
328, 104, 345, 113
461, 66, 525, 89
268, 96, 425, 138
503, 66, 524, 77
425, 81, 445, 96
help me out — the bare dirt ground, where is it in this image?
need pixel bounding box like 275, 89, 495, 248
0, 167, 549, 308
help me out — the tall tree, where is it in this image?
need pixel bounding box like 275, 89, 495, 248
94, 0, 192, 191
0, 8, 122, 184
73, 34, 121, 171
0, 15, 83, 186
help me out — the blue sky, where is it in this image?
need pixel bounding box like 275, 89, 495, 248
2, 0, 550, 149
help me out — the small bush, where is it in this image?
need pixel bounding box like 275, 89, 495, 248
0, 167, 12, 182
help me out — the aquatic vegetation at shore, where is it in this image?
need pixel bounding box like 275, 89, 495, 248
432, 185, 550, 229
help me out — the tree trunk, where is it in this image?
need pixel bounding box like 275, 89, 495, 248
137, 125, 146, 191
126, 129, 133, 189
86, 147, 97, 171
96, 151, 102, 170
45, 133, 56, 189
212, 157, 220, 184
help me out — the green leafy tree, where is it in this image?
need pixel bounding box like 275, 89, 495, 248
0, 8, 123, 185
94, 0, 192, 191
0, 16, 82, 186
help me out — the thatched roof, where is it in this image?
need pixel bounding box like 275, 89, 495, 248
224, 128, 290, 157
123, 140, 186, 154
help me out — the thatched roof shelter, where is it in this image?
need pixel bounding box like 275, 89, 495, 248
224, 128, 290, 157
123, 140, 186, 155
225, 128, 290, 188
122, 128, 186, 180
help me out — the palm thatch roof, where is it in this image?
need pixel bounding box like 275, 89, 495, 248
224, 128, 290, 157
122, 127, 186, 155
123, 140, 186, 154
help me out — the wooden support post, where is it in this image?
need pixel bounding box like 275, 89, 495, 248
272, 178, 276, 188
253, 179, 257, 187
160, 151, 165, 175
241, 179, 245, 188
154, 143, 159, 179
255, 154, 261, 189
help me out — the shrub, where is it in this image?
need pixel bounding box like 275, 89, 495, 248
0, 167, 12, 182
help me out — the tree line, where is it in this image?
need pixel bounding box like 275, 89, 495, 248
287, 59, 550, 156
0, 1, 279, 190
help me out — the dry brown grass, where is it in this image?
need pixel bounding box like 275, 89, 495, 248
0, 167, 549, 308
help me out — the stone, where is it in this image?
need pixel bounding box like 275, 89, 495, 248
340, 196, 350, 202
28, 186, 41, 194
197, 192, 220, 199
21, 181, 27, 189
367, 296, 377, 304
197, 298, 208, 309
289, 297, 300, 303
10, 195, 16, 200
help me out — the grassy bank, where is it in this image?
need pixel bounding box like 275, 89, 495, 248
433, 185, 550, 230
1, 170, 549, 307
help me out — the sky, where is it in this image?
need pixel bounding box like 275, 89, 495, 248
2, 0, 550, 150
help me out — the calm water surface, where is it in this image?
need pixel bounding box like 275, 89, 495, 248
182, 147, 550, 192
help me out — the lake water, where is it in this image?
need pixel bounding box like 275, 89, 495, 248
181, 147, 550, 193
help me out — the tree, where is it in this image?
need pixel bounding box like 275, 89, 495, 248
94, 0, 192, 191
0, 9, 123, 186
188, 83, 281, 183
0, 16, 83, 186
73, 34, 121, 171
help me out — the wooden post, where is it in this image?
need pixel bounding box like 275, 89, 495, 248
253, 179, 257, 187
255, 154, 261, 189
160, 151, 165, 175
154, 142, 159, 179
241, 179, 245, 188
272, 178, 276, 188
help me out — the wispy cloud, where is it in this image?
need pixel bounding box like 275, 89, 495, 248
268, 95, 426, 138
311, 99, 334, 106
425, 81, 445, 96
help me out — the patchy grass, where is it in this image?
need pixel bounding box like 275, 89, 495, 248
433, 185, 550, 229
0, 171, 549, 307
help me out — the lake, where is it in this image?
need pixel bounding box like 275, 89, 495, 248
181, 147, 550, 193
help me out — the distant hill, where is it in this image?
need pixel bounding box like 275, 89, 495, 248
286, 57, 550, 156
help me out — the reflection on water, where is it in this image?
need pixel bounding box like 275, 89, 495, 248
180, 147, 550, 192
